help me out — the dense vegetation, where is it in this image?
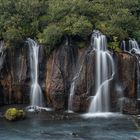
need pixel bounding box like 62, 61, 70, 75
0, 0, 140, 50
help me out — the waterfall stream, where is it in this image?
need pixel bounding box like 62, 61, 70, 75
68, 30, 115, 113
129, 39, 139, 52
0, 41, 5, 71
120, 40, 126, 51
88, 31, 115, 113
27, 38, 43, 108
68, 65, 83, 112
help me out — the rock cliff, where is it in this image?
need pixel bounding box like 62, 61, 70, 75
0, 44, 138, 114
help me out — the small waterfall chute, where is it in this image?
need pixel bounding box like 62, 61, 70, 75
120, 40, 126, 51
0, 41, 5, 71
129, 39, 139, 50
68, 64, 83, 112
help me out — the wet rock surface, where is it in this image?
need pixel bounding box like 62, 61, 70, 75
45, 44, 78, 110
0, 44, 138, 114
121, 98, 139, 115
0, 45, 28, 105
0, 44, 47, 106
0, 104, 80, 121
117, 52, 136, 98
111, 52, 137, 113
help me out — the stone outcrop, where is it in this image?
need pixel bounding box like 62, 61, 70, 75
111, 52, 137, 112
0, 44, 46, 106
0, 44, 138, 114
0, 45, 28, 105
45, 48, 138, 112
45, 44, 78, 110
117, 52, 136, 98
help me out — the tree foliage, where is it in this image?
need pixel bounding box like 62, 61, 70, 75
0, 0, 139, 48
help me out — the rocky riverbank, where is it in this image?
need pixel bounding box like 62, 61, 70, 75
0, 104, 81, 121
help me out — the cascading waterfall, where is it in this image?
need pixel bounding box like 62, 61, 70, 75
0, 41, 5, 71
120, 40, 126, 51
88, 31, 115, 113
120, 39, 139, 53
27, 38, 43, 107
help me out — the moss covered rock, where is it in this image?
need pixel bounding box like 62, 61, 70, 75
4, 108, 25, 121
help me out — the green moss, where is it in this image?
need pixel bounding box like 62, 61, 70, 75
75, 41, 87, 49
4, 108, 25, 121
108, 36, 121, 52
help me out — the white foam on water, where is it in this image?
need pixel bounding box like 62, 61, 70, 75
26, 106, 52, 112
81, 112, 124, 119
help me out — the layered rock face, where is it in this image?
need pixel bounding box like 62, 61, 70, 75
0, 44, 46, 106
117, 53, 136, 98
45, 47, 138, 112
0, 44, 138, 113
45, 44, 79, 110
0, 45, 28, 105
111, 52, 137, 113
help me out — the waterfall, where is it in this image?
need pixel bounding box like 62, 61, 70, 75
88, 31, 115, 113
27, 38, 43, 107
129, 39, 139, 51
128, 38, 140, 51
0, 41, 5, 71
68, 65, 83, 112
120, 40, 126, 51
120, 39, 139, 53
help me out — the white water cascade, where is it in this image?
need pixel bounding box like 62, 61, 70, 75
0, 41, 5, 71
27, 38, 43, 107
129, 39, 139, 50
68, 65, 83, 112
121, 40, 126, 51
88, 31, 115, 113
129, 39, 140, 53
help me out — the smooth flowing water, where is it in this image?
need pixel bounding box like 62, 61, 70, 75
68, 65, 83, 112
121, 40, 126, 51
0, 41, 5, 71
129, 39, 139, 52
27, 38, 43, 107
88, 31, 115, 113
0, 115, 140, 140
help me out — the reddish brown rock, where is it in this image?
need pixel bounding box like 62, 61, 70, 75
45, 44, 79, 110
0, 46, 28, 105
117, 52, 136, 98
0, 44, 138, 114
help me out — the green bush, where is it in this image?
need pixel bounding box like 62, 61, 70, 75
0, 0, 139, 49
38, 24, 63, 46
108, 36, 120, 52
